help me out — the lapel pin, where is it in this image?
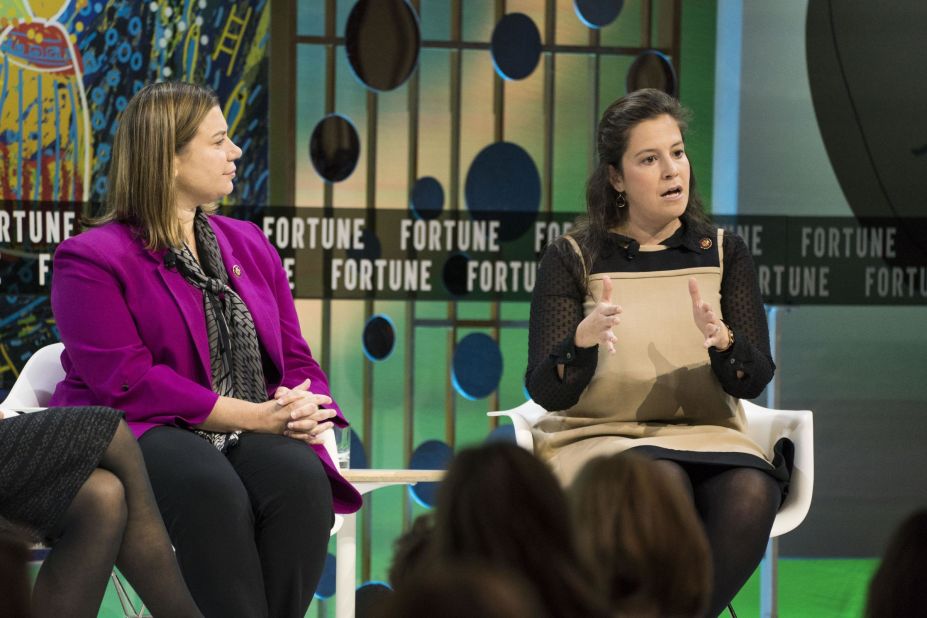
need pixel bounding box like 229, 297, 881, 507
699, 237, 712, 250
232, 264, 242, 277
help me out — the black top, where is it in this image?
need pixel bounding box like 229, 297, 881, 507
525, 216, 775, 412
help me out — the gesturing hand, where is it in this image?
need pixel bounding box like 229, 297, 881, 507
688, 277, 731, 350
274, 379, 337, 445
574, 276, 622, 354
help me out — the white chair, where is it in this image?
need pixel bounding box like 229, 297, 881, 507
488, 398, 814, 616
2, 342, 344, 617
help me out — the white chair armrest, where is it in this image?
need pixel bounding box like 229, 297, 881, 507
742, 400, 814, 538
487, 399, 549, 452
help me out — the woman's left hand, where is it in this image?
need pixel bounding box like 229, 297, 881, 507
275, 379, 337, 445
688, 278, 731, 350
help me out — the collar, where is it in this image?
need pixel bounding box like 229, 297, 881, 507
606, 214, 715, 259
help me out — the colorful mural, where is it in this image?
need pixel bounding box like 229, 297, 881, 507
0, 0, 270, 394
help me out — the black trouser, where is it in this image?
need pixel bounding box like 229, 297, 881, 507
139, 427, 334, 618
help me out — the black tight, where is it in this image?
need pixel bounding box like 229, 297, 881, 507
32, 421, 201, 618
652, 460, 780, 618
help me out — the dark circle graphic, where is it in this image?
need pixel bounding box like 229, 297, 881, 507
410, 176, 444, 220
465, 142, 541, 242
490, 13, 542, 81
626, 50, 678, 97
355, 581, 393, 616
312, 553, 336, 600
309, 114, 360, 182
442, 252, 471, 297
345, 0, 421, 91
348, 429, 368, 470
409, 440, 453, 508
452, 333, 503, 400
346, 228, 381, 261
362, 314, 396, 362
485, 424, 517, 445
574, 0, 624, 28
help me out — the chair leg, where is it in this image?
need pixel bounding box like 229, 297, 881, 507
110, 570, 149, 617
759, 537, 778, 618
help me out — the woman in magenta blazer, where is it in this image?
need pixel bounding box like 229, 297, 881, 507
50, 82, 361, 618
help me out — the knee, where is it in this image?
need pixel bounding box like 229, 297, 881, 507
724, 469, 780, 524
70, 469, 128, 531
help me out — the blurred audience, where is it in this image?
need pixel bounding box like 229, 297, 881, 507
569, 452, 712, 617
376, 563, 547, 618
0, 531, 31, 618
429, 442, 608, 618
866, 509, 927, 618
387, 514, 434, 590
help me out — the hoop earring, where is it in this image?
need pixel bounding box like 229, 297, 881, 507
616, 192, 627, 208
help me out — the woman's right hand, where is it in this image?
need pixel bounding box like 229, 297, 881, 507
254, 393, 333, 437
574, 276, 622, 354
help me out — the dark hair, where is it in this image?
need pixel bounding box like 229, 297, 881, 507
569, 452, 712, 617
375, 562, 548, 618
387, 514, 434, 590
433, 443, 608, 618
866, 509, 927, 618
567, 88, 709, 278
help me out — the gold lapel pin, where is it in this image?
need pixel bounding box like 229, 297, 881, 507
699, 237, 712, 250
232, 264, 242, 277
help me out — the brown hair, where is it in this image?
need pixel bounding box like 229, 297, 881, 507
91, 81, 219, 250
433, 443, 608, 618
569, 452, 712, 617
566, 88, 709, 277
866, 509, 927, 618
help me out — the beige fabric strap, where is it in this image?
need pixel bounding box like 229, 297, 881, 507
562, 235, 587, 282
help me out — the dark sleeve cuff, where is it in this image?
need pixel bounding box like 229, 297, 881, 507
550, 335, 598, 367
708, 336, 754, 379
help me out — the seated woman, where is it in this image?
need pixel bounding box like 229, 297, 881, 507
1, 406, 201, 617
570, 451, 711, 617
526, 88, 788, 617
48, 81, 362, 618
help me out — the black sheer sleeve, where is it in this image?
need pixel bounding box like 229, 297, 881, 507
708, 232, 776, 399
525, 241, 598, 411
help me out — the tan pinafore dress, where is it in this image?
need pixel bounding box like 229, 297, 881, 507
534, 229, 772, 486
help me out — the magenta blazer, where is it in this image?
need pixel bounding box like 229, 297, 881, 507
49, 215, 362, 514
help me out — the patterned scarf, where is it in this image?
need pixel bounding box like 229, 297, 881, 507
169, 210, 267, 451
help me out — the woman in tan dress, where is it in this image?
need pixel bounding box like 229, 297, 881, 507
526, 89, 788, 617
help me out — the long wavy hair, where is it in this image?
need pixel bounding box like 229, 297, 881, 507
432, 443, 609, 618
567, 88, 709, 281
89, 82, 219, 250
569, 452, 712, 617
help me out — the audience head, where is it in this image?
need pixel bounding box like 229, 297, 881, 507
0, 531, 31, 618
375, 562, 547, 618
387, 514, 434, 590
866, 509, 927, 618
432, 442, 607, 618
569, 452, 711, 617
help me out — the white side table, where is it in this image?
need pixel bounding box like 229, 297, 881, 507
335, 469, 444, 618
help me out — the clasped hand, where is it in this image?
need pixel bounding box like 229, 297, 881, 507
267, 379, 336, 445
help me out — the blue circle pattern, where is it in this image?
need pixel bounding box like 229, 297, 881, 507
464, 142, 540, 242
574, 0, 624, 28
490, 13, 542, 80
408, 440, 453, 508
451, 333, 503, 400
313, 553, 337, 600
410, 176, 444, 220
361, 314, 396, 362
348, 429, 368, 470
